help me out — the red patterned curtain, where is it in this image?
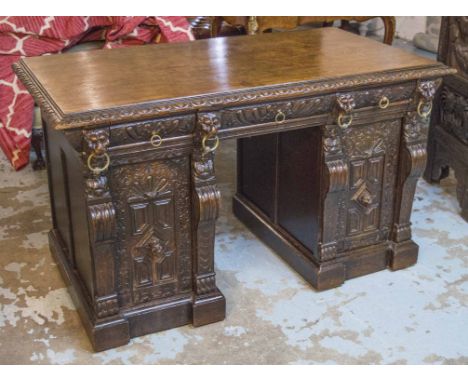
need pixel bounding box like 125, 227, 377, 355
0, 16, 194, 170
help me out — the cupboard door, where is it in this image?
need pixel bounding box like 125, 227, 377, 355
110, 156, 192, 306
338, 119, 401, 252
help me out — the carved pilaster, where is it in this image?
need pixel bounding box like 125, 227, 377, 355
192, 112, 221, 296
318, 96, 353, 261
391, 80, 441, 244
82, 129, 119, 319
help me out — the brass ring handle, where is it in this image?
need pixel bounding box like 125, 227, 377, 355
150, 133, 162, 147
275, 111, 286, 123
379, 96, 390, 109
417, 100, 433, 119
337, 112, 353, 128
202, 135, 220, 155
87, 152, 110, 174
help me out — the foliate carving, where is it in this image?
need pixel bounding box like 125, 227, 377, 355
323, 125, 342, 155
440, 86, 468, 144
342, 126, 387, 160
110, 115, 195, 145
95, 297, 119, 318
196, 273, 216, 295
222, 96, 333, 127
13, 59, 455, 131
192, 112, 221, 295
403, 112, 429, 144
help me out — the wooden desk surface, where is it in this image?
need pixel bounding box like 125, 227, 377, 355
14, 27, 454, 130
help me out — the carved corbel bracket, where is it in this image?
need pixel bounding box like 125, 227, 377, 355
192, 112, 221, 296
391, 107, 433, 244
82, 128, 119, 319
319, 121, 349, 262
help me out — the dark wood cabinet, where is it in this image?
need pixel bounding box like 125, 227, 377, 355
14, 28, 454, 351
425, 17, 468, 222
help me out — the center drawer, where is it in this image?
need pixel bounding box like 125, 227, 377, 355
221, 82, 416, 131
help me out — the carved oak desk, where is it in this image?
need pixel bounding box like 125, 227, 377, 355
14, 28, 454, 351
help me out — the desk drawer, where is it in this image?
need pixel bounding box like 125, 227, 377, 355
339, 82, 416, 111
221, 82, 416, 131
110, 114, 196, 146
221, 94, 334, 129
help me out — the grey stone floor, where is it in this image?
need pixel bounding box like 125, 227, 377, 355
0, 37, 467, 364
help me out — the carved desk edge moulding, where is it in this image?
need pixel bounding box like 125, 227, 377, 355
12, 61, 455, 131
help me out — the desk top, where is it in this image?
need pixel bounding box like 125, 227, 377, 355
14, 27, 454, 130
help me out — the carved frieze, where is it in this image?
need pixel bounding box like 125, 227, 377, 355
222, 96, 333, 127
110, 115, 195, 145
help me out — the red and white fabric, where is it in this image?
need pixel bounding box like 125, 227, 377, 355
0, 16, 194, 170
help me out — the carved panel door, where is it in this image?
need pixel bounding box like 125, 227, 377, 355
110, 157, 192, 306
338, 119, 402, 252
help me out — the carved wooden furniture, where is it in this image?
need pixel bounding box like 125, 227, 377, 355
13, 28, 453, 351
216, 16, 396, 45
424, 17, 468, 222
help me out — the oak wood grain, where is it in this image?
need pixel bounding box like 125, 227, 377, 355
19, 28, 445, 122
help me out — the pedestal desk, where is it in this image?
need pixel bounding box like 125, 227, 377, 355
14, 28, 454, 351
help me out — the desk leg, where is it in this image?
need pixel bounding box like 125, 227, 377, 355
390, 111, 429, 269
390, 80, 440, 269
192, 112, 226, 327
316, 124, 348, 289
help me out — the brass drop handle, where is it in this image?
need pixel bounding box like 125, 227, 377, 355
275, 110, 286, 123
417, 100, 433, 119
202, 135, 220, 155
87, 152, 110, 174
379, 96, 390, 109
150, 132, 162, 147
337, 112, 353, 128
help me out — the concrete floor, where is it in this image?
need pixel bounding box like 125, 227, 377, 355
0, 38, 467, 364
